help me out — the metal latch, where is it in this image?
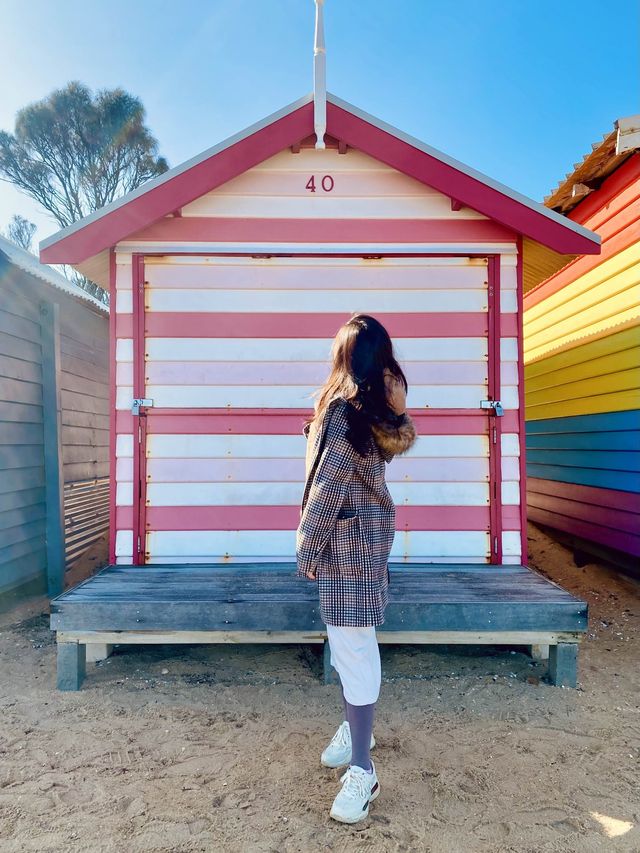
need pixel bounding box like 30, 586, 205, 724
132, 398, 153, 415
480, 400, 504, 416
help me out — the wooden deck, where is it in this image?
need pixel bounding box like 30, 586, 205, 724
50, 563, 588, 690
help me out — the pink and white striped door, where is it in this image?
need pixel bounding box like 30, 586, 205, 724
131, 254, 507, 565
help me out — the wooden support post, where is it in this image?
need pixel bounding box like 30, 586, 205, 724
57, 641, 86, 691
39, 300, 65, 598
323, 641, 339, 686
548, 643, 578, 688
529, 643, 550, 660
86, 643, 113, 663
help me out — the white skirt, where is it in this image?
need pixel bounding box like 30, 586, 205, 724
326, 624, 381, 706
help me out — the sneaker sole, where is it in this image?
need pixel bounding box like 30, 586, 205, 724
321, 756, 348, 768
330, 805, 370, 824
320, 736, 376, 769
329, 781, 380, 824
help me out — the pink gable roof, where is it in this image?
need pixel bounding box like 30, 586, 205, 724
40, 92, 600, 265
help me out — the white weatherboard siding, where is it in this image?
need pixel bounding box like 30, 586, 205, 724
132, 385, 507, 410
141, 456, 499, 483
115, 529, 133, 557
143, 255, 492, 287
146, 530, 491, 561
180, 148, 489, 220
145, 434, 489, 458
142, 337, 489, 362
144, 288, 490, 313
145, 481, 490, 507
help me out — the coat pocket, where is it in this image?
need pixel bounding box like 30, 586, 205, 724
328, 514, 371, 578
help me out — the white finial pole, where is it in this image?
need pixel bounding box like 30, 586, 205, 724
313, 0, 326, 150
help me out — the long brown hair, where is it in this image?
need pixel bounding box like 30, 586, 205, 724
305, 313, 408, 456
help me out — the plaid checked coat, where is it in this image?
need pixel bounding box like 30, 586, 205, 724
295, 396, 417, 627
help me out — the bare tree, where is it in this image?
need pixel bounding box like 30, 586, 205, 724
3, 214, 37, 252
0, 81, 169, 302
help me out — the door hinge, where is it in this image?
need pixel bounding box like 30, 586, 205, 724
481, 399, 504, 416
132, 398, 154, 415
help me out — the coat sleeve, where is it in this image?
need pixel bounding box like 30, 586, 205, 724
295, 404, 357, 579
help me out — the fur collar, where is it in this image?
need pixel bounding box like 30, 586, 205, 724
370, 413, 417, 456
303, 399, 417, 458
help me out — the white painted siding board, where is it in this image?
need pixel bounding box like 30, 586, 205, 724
144, 384, 488, 409
144, 361, 488, 386
500, 338, 519, 361
181, 195, 489, 219
116, 362, 134, 385
116, 482, 133, 506
146, 530, 490, 559
115, 529, 133, 556
146, 337, 488, 362
148, 434, 488, 458
144, 256, 490, 290
115, 260, 132, 290
501, 482, 521, 504
116, 387, 134, 410
499, 362, 519, 385
147, 288, 488, 313
501, 458, 520, 480
116, 458, 133, 481
500, 387, 519, 410
146, 456, 491, 482
502, 531, 522, 556
116, 290, 133, 313
116, 338, 133, 361
116, 434, 134, 457
501, 433, 520, 457
146, 481, 489, 507
501, 291, 518, 312
143, 555, 493, 564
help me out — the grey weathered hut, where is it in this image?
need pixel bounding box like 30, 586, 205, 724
0, 236, 109, 611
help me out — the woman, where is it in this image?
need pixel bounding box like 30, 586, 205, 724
295, 313, 417, 824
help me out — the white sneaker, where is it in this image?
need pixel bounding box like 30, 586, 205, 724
330, 760, 380, 824
320, 720, 376, 768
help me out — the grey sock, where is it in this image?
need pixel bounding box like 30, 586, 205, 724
346, 700, 375, 773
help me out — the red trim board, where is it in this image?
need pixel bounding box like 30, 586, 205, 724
114, 312, 518, 338
516, 237, 528, 563
116, 408, 521, 435
486, 256, 503, 563
127, 217, 516, 244
116, 505, 522, 534
108, 249, 117, 564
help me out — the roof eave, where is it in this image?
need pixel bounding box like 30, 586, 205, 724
40, 93, 315, 263
40, 90, 600, 266
0, 235, 108, 312
325, 93, 600, 256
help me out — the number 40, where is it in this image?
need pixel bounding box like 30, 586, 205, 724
306, 175, 334, 193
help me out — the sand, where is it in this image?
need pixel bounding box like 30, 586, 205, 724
0, 523, 638, 853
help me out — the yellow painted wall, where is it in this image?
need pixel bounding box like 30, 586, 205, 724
524, 243, 640, 364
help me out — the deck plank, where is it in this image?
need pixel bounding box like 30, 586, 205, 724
50, 563, 588, 635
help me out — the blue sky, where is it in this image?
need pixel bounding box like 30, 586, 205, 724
0, 0, 637, 248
